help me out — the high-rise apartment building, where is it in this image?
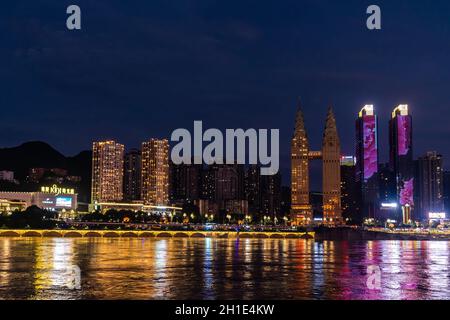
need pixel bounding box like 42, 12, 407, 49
197, 163, 247, 217
245, 164, 281, 220
215, 164, 245, 202
170, 162, 202, 203
141, 139, 169, 206
260, 172, 282, 219
91, 140, 124, 203
245, 165, 261, 214
340, 156, 360, 223
414, 152, 444, 221
123, 148, 141, 201
200, 164, 217, 201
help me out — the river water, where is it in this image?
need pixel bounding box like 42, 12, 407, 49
0, 238, 449, 300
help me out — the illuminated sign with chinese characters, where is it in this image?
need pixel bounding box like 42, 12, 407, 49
41, 184, 75, 195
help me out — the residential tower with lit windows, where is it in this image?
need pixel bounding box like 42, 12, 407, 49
141, 139, 169, 206
91, 140, 124, 203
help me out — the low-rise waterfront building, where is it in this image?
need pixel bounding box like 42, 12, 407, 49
0, 185, 78, 211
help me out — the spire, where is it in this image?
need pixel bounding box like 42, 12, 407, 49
324, 106, 337, 131
323, 106, 340, 145
294, 100, 307, 137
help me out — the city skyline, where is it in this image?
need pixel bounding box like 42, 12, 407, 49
68, 102, 445, 224
1, 102, 447, 190
1, 102, 444, 187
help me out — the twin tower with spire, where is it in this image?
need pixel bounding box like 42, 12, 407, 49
291, 102, 342, 226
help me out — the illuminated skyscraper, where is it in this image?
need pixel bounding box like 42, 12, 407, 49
290, 104, 313, 225
389, 104, 414, 223
355, 105, 379, 221
322, 107, 342, 225
414, 151, 444, 221
91, 140, 125, 203
141, 139, 169, 205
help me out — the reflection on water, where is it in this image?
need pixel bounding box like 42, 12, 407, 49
1, 238, 450, 300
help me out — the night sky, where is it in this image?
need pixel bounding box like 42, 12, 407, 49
1, 0, 450, 188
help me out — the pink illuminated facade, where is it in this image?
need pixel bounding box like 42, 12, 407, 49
389, 105, 414, 223
355, 105, 379, 222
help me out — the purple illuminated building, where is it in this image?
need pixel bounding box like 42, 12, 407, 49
389, 105, 414, 223
355, 105, 379, 223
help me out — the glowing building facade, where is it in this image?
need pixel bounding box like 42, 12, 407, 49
355, 105, 379, 221
141, 139, 169, 206
290, 105, 342, 225
290, 106, 313, 224
322, 108, 342, 225
389, 105, 414, 223
91, 140, 124, 203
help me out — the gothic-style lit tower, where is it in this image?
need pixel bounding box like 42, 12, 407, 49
322, 107, 342, 225
290, 103, 312, 225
